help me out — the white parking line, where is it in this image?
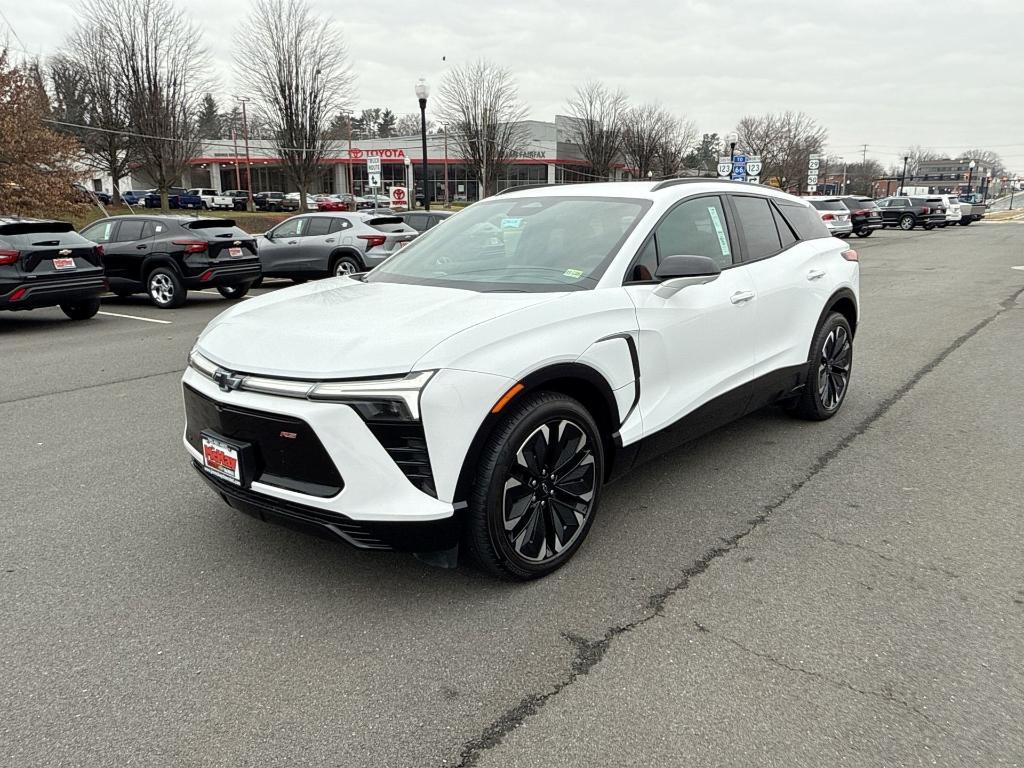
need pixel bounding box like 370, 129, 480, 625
1012, 266, 1024, 271
193, 289, 252, 299
97, 311, 172, 325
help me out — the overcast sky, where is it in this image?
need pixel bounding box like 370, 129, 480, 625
6, 0, 1023, 170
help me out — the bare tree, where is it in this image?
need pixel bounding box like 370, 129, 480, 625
237, 0, 354, 209
564, 81, 626, 181
957, 148, 1004, 175
78, 0, 206, 208
394, 112, 435, 137
736, 111, 827, 192
621, 104, 673, 179
437, 60, 529, 197
51, 17, 136, 205
653, 116, 698, 178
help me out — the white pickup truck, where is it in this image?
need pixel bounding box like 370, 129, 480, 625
187, 188, 234, 210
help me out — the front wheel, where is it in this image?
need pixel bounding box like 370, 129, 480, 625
60, 298, 101, 320
959, 219, 971, 226
899, 215, 915, 230
464, 392, 604, 580
790, 312, 853, 421
217, 283, 251, 300
923, 223, 935, 230
854, 228, 872, 238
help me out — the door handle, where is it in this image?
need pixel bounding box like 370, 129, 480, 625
136, 244, 148, 250
325, 238, 335, 243
806, 269, 826, 280
287, 240, 298, 245
730, 290, 755, 305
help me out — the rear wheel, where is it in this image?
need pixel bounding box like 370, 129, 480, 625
790, 312, 853, 421
854, 228, 872, 238
924, 223, 935, 230
60, 298, 101, 320
959, 219, 971, 226
147, 267, 186, 309
217, 283, 250, 300
111, 287, 134, 298
331, 254, 362, 277
899, 215, 915, 230
464, 391, 604, 580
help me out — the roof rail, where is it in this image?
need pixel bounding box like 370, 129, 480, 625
650, 177, 722, 192
492, 183, 562, 197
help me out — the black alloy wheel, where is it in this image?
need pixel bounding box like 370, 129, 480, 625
466, 391, 604, 579
790, 312, 853, 421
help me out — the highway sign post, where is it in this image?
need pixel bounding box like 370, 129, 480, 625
746, 156, 762, 182
367, 156, 382, 198
806, 153, 820, 194
731, 154, 747, 182
717, 157, 733, 178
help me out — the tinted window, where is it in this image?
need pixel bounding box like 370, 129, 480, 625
655, 196, 733, 269
778, 201, 830, 240
271, 218, 307, 238
732, 196, 782, 260
140, 221, 166, 238
629, 237, 658, 282
81, 220, 117, 244
306, 217, 333, 237
114, 221, 146, 242
842, 197, 877, 211
329, 217, 352, 233
403, 214, 425, 231
1, 229, 94, 248
771, 204, 798, 248
809, 200, 847, 211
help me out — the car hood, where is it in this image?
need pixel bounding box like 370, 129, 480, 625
196, 278, 561, 378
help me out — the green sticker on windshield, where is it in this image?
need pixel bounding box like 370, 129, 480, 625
501, 217, 523, 229
563, 268, 584, 279
707, 206, 731, 257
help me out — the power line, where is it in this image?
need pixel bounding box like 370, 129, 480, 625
0, 8, 28, 52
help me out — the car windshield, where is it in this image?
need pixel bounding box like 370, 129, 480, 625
365, 196, 650, 292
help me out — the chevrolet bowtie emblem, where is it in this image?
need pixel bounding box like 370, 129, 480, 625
213, 369, 244, 392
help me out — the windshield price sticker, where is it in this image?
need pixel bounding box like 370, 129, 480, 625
501, 217, 523, 229
707, 207, 731, 257
563, 268, 583, 279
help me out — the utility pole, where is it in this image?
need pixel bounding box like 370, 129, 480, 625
900, 155, 909, 195
347, 111, 354, 207
443, 124, 449, 208
861, 144, 868, 165
232, 129, 242, 190
237, 97, 254, 212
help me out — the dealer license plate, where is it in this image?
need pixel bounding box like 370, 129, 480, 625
201, 434, 241, 485
228, 247, 243, 258
53, 257, 76, 270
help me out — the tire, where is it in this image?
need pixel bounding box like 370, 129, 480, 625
292, 278, 308, 285
59, 297, 101, 320
251, 276, 263, 289
217, 283, 250, 300
201, 201, 208, 210
959, 219, 971, 226
463, 391, 605, 580
854, 228, 872, 238
923, 223, 935, 230
147, 266, 186, 309
111, 288, 134, 298
790, 312, 853, 421
899, 215, 915, 230
331, 254, 362, 277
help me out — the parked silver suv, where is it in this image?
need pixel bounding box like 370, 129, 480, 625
256, 213, 418, 280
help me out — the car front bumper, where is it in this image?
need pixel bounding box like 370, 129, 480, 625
181, 367, 459, 549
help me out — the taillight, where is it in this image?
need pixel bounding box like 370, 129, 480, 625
9, 287, 26, 301
0, 249, 19, 265
921, 207, 930, 215
199, 270, 213, 282
855, 209, 871, 216
821, 213, 835, 221
94, 245, 104, 257
358, 234, 387, 248
842, 249, 859, 262
173, 239, 208, 254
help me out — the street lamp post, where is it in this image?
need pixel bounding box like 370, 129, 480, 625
900, 155, 909, 195
236, 96, 254, 212
726, 131, 738, 164
415, 78, 430, 211
841, 158, 847, 195
966, 159, 976, 193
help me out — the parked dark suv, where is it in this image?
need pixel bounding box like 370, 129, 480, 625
839, 197, 884, 238
79, 215, 260, 308
0, 218, 106, 319
876, 197, 946, 231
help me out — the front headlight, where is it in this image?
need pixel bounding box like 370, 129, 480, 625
187, 349, 433, 422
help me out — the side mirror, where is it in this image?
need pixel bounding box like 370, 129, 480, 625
653, 255, 721, 298
263, 230, 273, 241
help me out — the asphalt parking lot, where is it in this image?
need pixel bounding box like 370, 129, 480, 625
3, 224, 1023, 767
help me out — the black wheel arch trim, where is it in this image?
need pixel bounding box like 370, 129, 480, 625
451, 359, 623, 508
142, 254, 184, 281
330, 248, 365, 270
808, 288, 858, 363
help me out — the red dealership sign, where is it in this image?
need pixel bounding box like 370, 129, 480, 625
347, 148, 406, 159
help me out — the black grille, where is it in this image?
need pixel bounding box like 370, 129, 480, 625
366, 422, 436, 497
184, 384, 343, 497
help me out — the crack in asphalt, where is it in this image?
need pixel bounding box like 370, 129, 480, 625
0, 368, 183, 405
690, 620, 947, 733
806, 531, 960, 579
450, 284, 1024, 768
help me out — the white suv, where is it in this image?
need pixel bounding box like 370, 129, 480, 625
182, 181, 860, 579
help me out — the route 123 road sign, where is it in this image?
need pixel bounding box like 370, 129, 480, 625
717, 157, 733, 177
746, 156, 762, 176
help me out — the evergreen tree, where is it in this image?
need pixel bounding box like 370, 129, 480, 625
197, 93, 221, 138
